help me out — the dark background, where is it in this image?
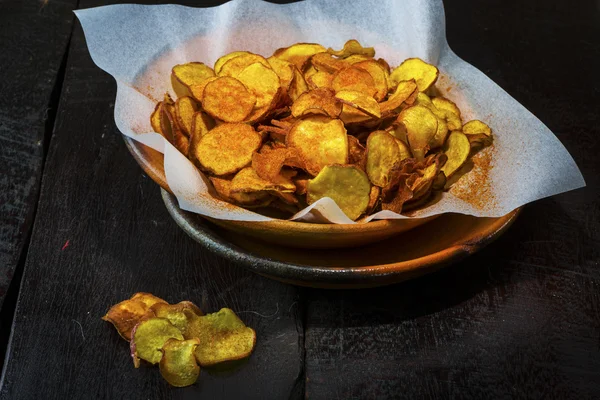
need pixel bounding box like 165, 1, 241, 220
0, 0, 598, 399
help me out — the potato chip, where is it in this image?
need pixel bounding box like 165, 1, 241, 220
174, 96, 199, 136
432, 97, 461, 118
441, 131, 470, 178
294, 177, 309, 195
159, 338, 201, 387
380, 159, 419, 213
172, 62, 216, 98
347, 135, 366, 165
306, 71, 334, 90
194, 123, 262, 175
209, 177, 272, 206
286, 116, 348, 175
244, 87, 284, 125
344, 54, 373, 64
130, 318, 184, 367
273, 43, 327, 70
236, 62, 281, 110
354, 60, 388, 101
397, 105, 438, 160
307, 164, 371, 220
311, 52, 348, 74
396, 137, 412, 159
291, 87, 342, 119
202, 77, 256, 122
160, 103, 189, 154
366, 130, 403, 187
335, 90, 381, 119
332, 66, 378, 98
102, 293, 168, 340
327, 39, 375, 59
339, 104, 373, 125
151, 301, 203, 333
218, 53, 270, 78
150, 102, 162, 134
462, 120, 492, 137
231, 167, 296, 194
429, 116, 449, 149
252, 146, 300, 181
380, 79, 418, 116
466, 133, 494, 149
366, 185, 380, 214
267, 56, 295, 91
390, 58, 439, 92
271, 190, 299, 206
214, 51, 250, 75
183, 308, 256, 367
189, 76, 219, 104
288, 67, 309, 102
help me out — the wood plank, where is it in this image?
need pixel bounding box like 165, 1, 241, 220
0, 18, 303, 400
0, 0, 78, 306
304, 0, 600, 397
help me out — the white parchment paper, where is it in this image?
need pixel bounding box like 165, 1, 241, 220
75, 0, 585, 224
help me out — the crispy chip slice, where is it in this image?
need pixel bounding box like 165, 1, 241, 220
466, 133, 494, 149
380, 79, 419, 116
306, 70, 334, 90
429, 116, 449, 149
189, 76, 219, 104
231, 167, 296, 193
441, 131, 471, 178
366, 185, 380, 214
159, 338, 201, 387
347, 135, 366, 165
194, 123, 262, 175
172, 63, 216, 97
188, 111, 215, 156
335, 90, 381, 119
344, 54, 373, 64
327, 39, 375, 59
462, 120, 492, 137
390, 58, 439, 92
332, 66, 378, 98
151, 301, 203, 333
183, 308, 256, 367
288, 67, 309, 102
339, 104, 373, 125
150, 102, 162, 133
267, 56, 295, 91
366, 130, 402, 187
272, 43, 327, 70
354, 60, 388, 101
286, 116, 348, 175
214, 51, 250, 75
396, 137, 412, 159
307, 164, 371, 221
218, 53, 270, 78
431, 97, 461, 118
130, 318, 184, 367
161, 103, 189, 154
175, 96, 199, 136
397, 105, 438, 160
209, 177, 272, 206
102, 293, 168, 340
237, 62, 281, 109
310, 52, 348, 74
252, 146, 300, 181
291, 87, 342, 119
202, 77, 256, 122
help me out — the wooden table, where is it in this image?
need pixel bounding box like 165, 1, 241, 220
0, 0, 598, 398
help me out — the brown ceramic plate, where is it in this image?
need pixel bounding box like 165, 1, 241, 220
162, 190, 520, 289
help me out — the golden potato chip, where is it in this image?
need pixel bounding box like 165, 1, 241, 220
231, 167, 296, 193
339, 104, 373, 125
160, 103, 189, 154
347, 135, 366, 165
380, 158, 420, 213
380, 79, 418, 116
244, 87, 283, 124
390, 58, 439, 92
311, 52, 348, 74
214, 51, 250, 75
306, 71, 334, 90
396, 137, 412, 159
344, 54, 373, 64
335, 90, 381, 119
462, 120, 492, 137
327, 39, 375, 59
188, 111, 215, 160
202, 77, 256, 122
130, 318, 184, 367
415, 92, 434, 107
429, 116, 449, 149
354, 60, 388, 101
237, 62, 280, 109
257, 123, 288, 142
159, 338, 201, 387
150, 102, 162, 134
183, 308, 256, 367
286, 116, 348, 175
174, 96, 198, 136
432, 97, 461, 118
151, 301, 203, 333
291, 87, 342, 119
307, 164, 371, 221
218, 52, 270, 78
172, 62, 216, 98
194, 123, 262, 175
273, 43, 326, 70
209, 177, 272, 206
397, 105, 438, 160
288, 67, 309, 102
332, 66, 378, 98
466, 133, 494, 149
102, 293, 168, 340
189, 76, 219, 104
267, 56, 295, 91
252, 146, 300, 182
366, 130, 403, 187
441, 130, 470, 178
366, 185, 380, 214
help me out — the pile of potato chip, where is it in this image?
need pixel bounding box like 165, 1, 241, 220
151, 40, 493, 221
103, 293, 256, 387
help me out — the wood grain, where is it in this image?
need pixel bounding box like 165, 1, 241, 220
0, 0, 78, 305
0, 20, 303, 400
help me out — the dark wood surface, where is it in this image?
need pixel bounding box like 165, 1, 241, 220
0, 0, 598, 399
